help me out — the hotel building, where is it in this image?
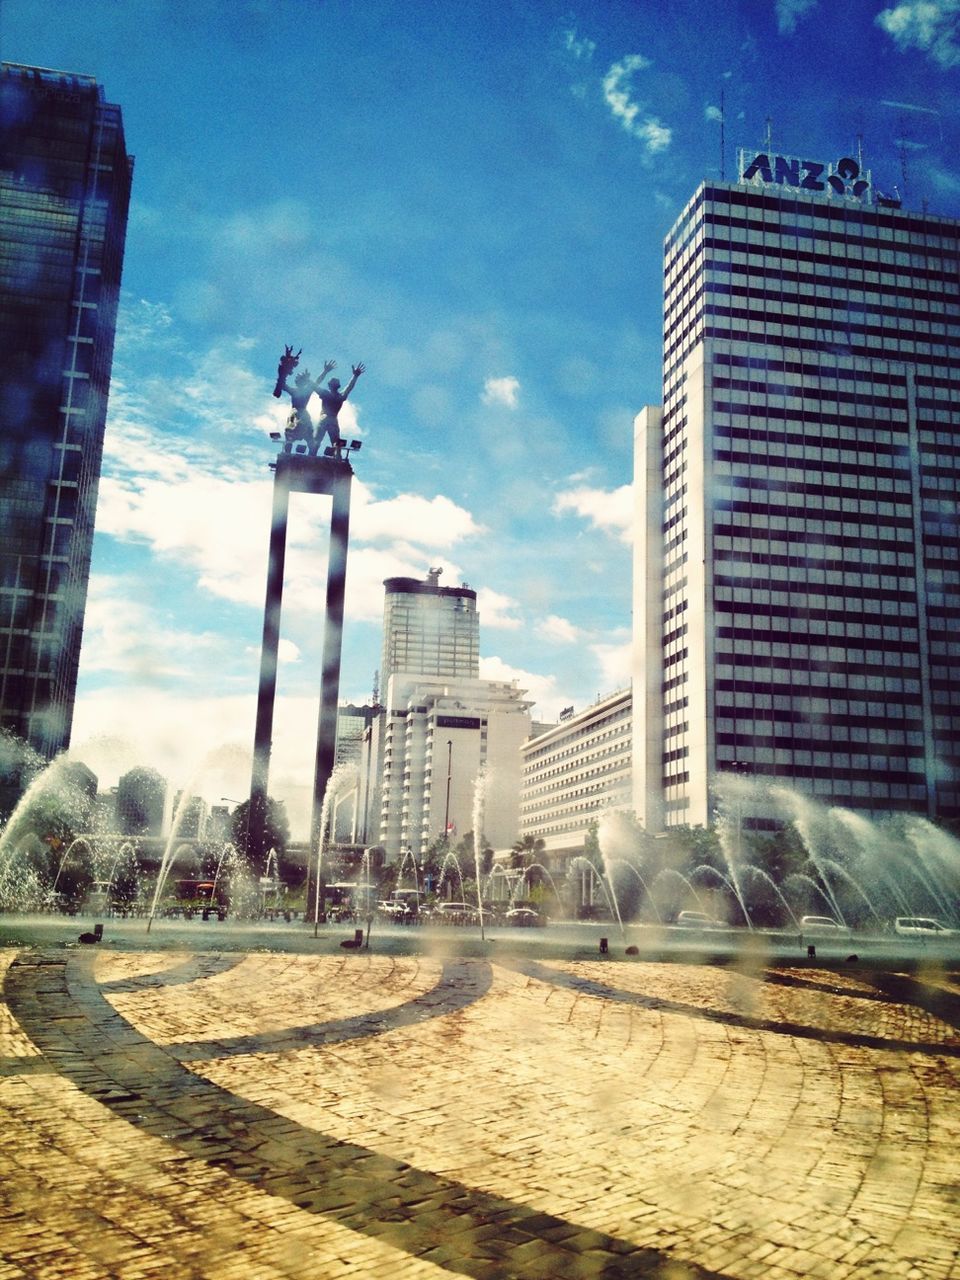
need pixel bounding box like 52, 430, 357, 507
377, 674, 532, 860
634, 151, 960, 828
519, 688, 632, 863
0, 64, 132, 757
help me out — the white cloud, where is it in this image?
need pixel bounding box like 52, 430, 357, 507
481, 376, 520, 409
479, 655, 561, 718
775, 0, 819, 34
705, 104, 723, 122
477, 587, 523, 630
590, 640, 633, 691
601, 56, 672, 157
563, 28, 596, 60
80, 575, 225, 682
552, 483, 634, 544
539, 614, 581, 644
353, 486, 482, 545
877, 0, 960, 67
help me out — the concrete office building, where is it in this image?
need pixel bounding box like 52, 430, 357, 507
519, 689, 632, 863
378, 673, 532, 861
634, 149, 960, 829
0, 64, 132, 757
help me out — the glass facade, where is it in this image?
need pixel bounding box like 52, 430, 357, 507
380, 572, 479, 687
641, 177, 960, 825
0, 64, 131, 757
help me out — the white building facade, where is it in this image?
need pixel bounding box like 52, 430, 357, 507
519, 689, 632, 863
634, 152, 960, 828
378, 675, 532, 861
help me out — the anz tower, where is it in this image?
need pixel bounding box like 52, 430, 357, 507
633, 148, 960, 830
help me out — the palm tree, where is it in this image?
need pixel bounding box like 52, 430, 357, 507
509, 834, 545, 871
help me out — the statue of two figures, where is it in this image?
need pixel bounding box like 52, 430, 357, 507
273, 345, 365, 458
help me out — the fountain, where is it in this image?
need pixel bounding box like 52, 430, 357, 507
436, 850, 465, 901
472, 765, 488, 940
312, 762, 361, 935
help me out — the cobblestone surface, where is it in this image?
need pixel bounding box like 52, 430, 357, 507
1, 946, 959, 1279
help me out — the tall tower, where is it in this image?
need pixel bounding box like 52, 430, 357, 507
0, 64, 133, 758
634, 149, 960, 828
380, 568, 479, 688
359, 570, 483, 857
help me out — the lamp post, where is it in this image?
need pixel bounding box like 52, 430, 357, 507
443, 739, 453, 846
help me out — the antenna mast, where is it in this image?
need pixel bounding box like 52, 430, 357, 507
720, 86, 725, 180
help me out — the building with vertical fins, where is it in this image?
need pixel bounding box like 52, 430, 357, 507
634, 149, 960, 829
0, 64, 132, 758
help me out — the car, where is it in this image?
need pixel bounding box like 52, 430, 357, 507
800, 915, 848, 934
433, 902, 480, 924
675, 910, 723, 929
504, 908, 544, 927
894, 917, 957, 938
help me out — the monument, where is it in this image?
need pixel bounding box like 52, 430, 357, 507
249, 347, 365, 885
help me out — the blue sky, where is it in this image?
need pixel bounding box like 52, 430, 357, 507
5, 0, 960, 829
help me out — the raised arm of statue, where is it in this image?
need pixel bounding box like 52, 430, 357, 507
342, 362, 365, 400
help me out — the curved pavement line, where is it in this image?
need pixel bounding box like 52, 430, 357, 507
3, 950, 735, 1280
499, 956, 960, 1057
100, 952, 248, 993
175, 956, 494, 1062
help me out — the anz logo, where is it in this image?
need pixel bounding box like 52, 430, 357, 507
738, 150, 871, 200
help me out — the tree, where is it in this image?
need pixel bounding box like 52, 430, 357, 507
230, 797, 290, 876
510, 834, 545, 870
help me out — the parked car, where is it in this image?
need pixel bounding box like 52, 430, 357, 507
894, 917, 957, 937
800, 915, 848, 934
675, 910, 723, 929
433, 902, 480, 924
504, 908, 545, 927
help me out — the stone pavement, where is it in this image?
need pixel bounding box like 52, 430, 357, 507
1, 944, 959, 1279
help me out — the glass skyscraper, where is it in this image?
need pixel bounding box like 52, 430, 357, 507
634, 150, 960, 829
0, 64, 132, 758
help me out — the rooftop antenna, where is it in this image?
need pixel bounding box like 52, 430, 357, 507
720, 85, 725, 180
372, 668, 380, 706
856, 131, 863, 170
765, 115, 773, 153
897, 113, 910, 197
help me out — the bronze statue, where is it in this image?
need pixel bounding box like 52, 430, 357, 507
273, 348, 364, 457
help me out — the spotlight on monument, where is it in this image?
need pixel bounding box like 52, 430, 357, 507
350, 440, 362, 452
269, 432, 282, 442
323, 446, 337, 458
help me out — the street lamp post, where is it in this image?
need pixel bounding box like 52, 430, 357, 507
443, 739, 453, 845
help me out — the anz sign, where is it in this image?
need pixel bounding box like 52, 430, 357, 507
737, 150, 872, 201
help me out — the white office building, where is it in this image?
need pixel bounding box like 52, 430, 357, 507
378, 674, 532, 861
519, 689, 632, 863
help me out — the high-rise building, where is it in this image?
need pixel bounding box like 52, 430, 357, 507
0, 64, 133, 757
380, 568, 479, 688
634, 149, 960, 829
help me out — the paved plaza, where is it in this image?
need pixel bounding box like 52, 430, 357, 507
1, 938, 959, 1279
